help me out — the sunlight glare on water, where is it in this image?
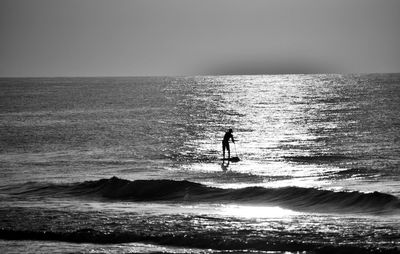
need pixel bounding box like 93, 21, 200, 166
169, 75, 350, 191
219, 204, 301, 219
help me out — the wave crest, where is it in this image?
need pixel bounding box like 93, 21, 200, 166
9, 177, 400, 214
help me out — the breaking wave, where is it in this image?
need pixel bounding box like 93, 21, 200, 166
8, 177, 400, 214
0, 228, 398, 253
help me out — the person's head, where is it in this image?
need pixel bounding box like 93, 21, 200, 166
228, 128, 233, 133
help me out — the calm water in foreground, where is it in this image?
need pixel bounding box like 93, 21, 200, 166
0, 74, 399, 253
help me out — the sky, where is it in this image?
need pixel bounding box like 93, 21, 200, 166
1, 0, 400, 77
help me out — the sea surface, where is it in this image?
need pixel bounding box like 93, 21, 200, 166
0, 74, 399, 253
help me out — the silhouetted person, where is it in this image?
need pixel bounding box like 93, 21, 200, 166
222, 128, 235, 160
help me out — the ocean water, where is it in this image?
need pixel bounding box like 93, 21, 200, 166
0, 74, 399, 253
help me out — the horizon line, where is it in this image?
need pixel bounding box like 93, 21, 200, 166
1, 72, 399, 79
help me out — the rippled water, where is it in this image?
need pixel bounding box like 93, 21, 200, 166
0, 74, 399, 253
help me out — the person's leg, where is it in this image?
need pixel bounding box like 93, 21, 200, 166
222, 142, 226, 159
227, 144, 230, 159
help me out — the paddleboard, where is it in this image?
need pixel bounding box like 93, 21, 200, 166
221, 157, 240, 162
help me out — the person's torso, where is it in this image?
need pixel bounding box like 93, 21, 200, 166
223, 132, 232, 142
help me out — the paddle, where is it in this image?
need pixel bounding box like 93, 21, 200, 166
230, 142, 240, 162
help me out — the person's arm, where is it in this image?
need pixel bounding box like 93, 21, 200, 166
231, 134, 235, 143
